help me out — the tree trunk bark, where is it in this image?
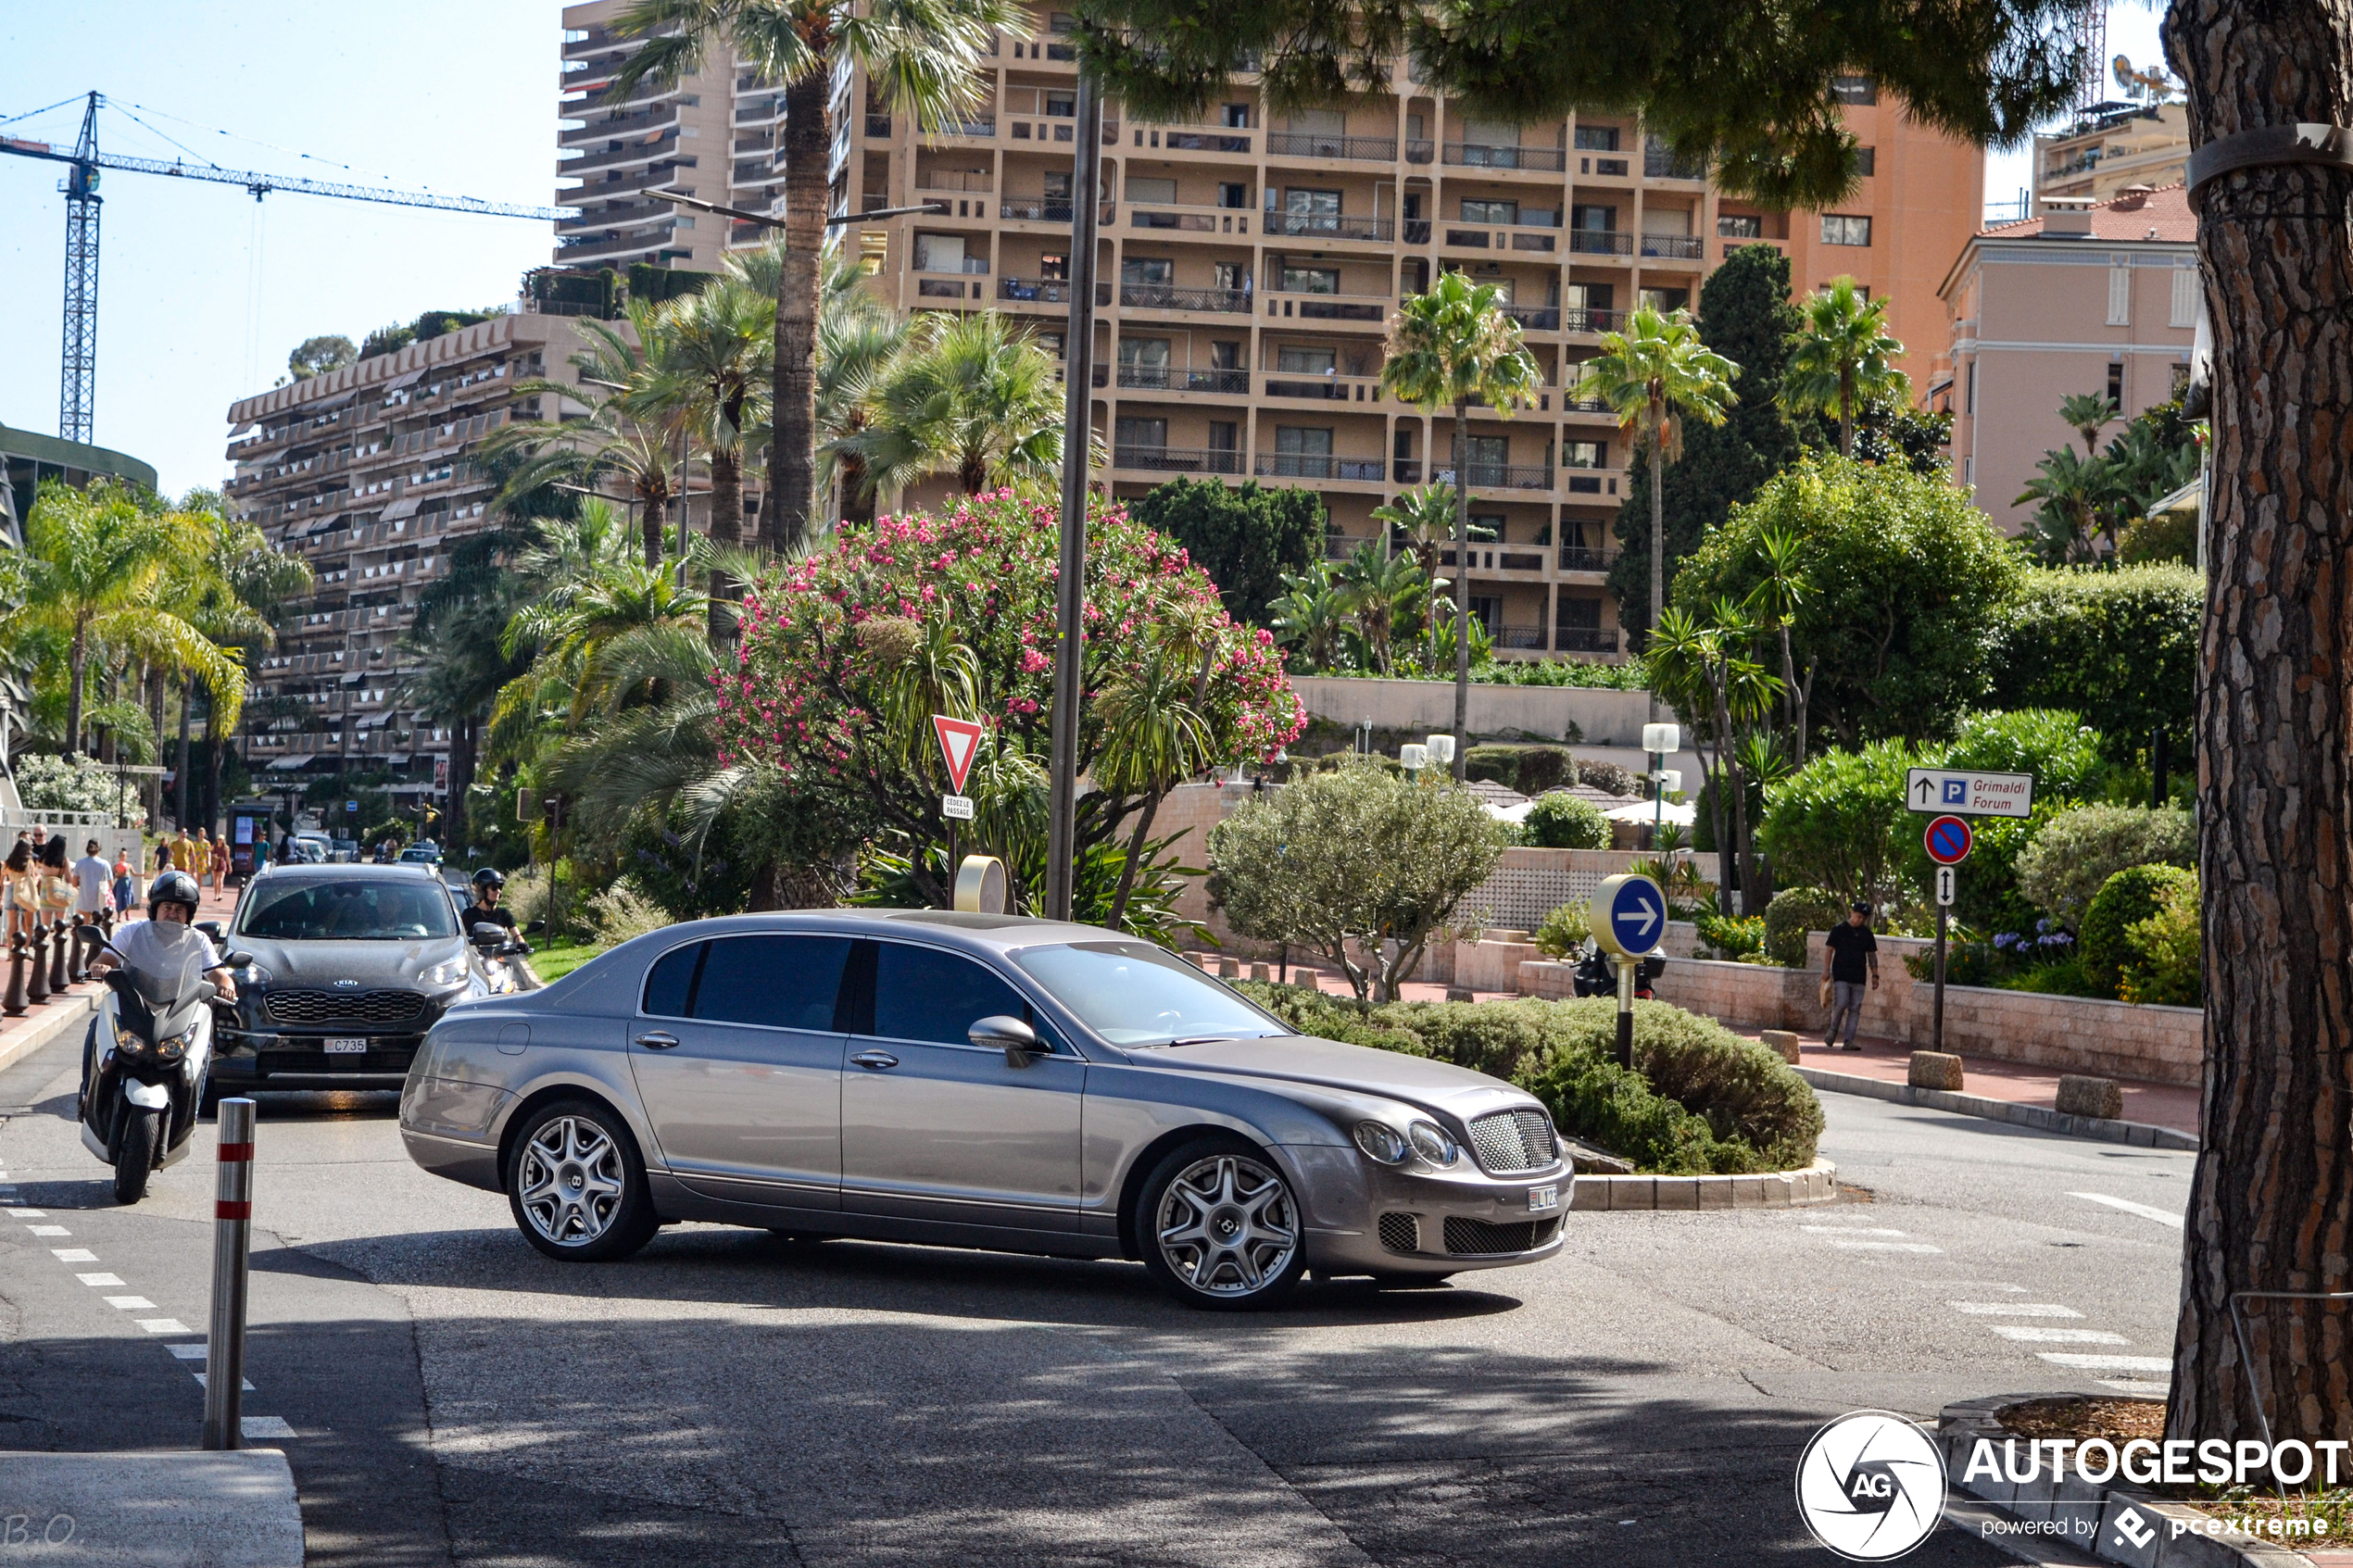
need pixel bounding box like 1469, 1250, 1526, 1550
642, 494, 665, 573
1647, 419, 1665, 721
143, 666, 164, 826
2151, 726, 2169, 809
448, 714, 478, 852
64, 627, 87, 761
1452, 400, 1471, 777
709, 442, 743, 647
2167, 0, 2353, 1450
175, 682, 194, 830
1107, 787, 1164, 931
764, 70, 831, 556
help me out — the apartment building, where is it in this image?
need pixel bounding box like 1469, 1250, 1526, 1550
833, 27, 1982, 659
2033, 101, 2191, 205
1935, 184, 2196, 533
556, 0, 785, 268
222, 313, 599, 787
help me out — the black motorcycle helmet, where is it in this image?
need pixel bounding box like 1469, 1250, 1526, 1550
149, 869, 201, 921
472, 867, 506, 894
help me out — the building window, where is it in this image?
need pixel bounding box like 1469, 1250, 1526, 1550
1460, 198, 1518, 225
1114, 417, 1166, 452
1275, 427, 1333, 455
1469, 596, 1502, 633
1966, 359, 1977, 414
1281, 264, 1340, 293
1038, 253, 1068, 281
1224, 104, 1250, 128
2171, 266, 2200, 328
1217, 182, 1248, 209
1854, 146, 1876, 177
1208, 421, 1238, 451
1718, 213, 1762, 239
1213, 261, 1248, 291
1638, 286, 1689, 312
1126, 175, 1177, 206
1563, 441, 1604, 469
1120, 257, 1173, 285
1572, 124, 1620, 151
1276, 345, 1337, 373
2108, 257, 2133, 325
1820, 214, 1872, 246
2108, 360, 2124, 403
1831, 75, 1878, 105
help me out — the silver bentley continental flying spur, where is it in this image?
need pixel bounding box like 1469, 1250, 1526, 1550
397, 909, 1568, 1308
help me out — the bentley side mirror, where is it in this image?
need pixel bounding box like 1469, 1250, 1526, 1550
969, 1014, 1046, 1067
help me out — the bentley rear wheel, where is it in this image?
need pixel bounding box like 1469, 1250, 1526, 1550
1139, 1137, 1306, 1310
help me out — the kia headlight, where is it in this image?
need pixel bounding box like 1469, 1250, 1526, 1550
1353, 1120, 1410, 1165
422, 958, 469, 986
236, 960, 274, 988
1406, 1119, 1459, 1167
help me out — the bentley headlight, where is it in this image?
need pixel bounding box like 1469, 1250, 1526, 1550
1353, 1120, 1410, 1165
1407, 1119, 1459, 1167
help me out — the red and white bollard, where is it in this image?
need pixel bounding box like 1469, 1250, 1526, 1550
201, 1098, 255, 1450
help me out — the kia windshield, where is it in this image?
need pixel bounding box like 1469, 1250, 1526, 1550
235, 879, 458, 941
1013, 941, 1286, 1047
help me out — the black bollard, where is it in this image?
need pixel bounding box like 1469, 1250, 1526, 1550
27, 923, 51, 1006
3, 935, 26, 1017
50, 918, 71, 995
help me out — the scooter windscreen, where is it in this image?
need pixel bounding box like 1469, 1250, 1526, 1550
104, 926, 220, 1038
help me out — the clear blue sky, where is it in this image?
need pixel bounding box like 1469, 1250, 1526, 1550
1, 2, 2167, 501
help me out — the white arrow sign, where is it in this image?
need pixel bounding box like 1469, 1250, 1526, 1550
1629, 894, 1660, 938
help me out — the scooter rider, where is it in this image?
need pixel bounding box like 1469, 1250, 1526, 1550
82, 872, 235, 1109
466, 867, 526, 950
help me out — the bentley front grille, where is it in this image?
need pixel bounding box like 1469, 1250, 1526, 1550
1378, 1212, 1420, 1253
1466, 1108, 1560, 1176
1442, 1215, 1563, 1256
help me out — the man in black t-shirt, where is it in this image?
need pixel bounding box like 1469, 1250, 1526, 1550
466, 867, 525, 949
1821, 902, 1879, 1051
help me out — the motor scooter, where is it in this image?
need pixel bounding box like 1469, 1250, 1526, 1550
469, 921, 533, 995
78, 936, 250, 1204
1570, 940, 1667, 999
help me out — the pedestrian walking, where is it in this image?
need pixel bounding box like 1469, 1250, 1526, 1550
1821, 901, 1880, 1052
69, 838, 109, 980
112, 847, 133, 922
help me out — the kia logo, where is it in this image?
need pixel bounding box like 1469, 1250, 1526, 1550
333, 979, 360, 988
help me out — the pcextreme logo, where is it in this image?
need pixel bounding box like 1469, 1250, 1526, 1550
1794, 1411, 1948, 1561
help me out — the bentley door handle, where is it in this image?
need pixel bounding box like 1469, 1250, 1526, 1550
634, 1031, 681, 1050
849, 1050, 900, 1071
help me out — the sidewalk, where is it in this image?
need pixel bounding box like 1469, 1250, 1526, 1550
0, 878, 240, 1077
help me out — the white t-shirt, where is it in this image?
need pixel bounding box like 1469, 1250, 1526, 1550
109, 918, 220, 995
72, 855, 111, 913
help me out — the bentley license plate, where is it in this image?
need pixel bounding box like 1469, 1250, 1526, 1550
324, 1037, 367, 1054
1528, 1185, 1559, 1212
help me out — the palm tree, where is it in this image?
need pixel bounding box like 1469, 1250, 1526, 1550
2057, 392, 2120, 458
2015, 445, 2108, 564
1330, 542, 1428, 676
1371, 483, 1455, 671
1780, 276, 1907, 458
1267, 565, 1345, 673
6, 482, 246, 760
846, 311, 1066, 501
1742, 524, 1816, 765
808, 253, 909, 525
1648, 601, 1780, 912
1092, 632, 1215, 929
1379, 272, 1544, 775
1573, 304, 1738, 677
606, 0, 1020, 554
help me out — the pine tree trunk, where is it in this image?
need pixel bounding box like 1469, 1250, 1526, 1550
448, 715, 477, 851
1451, 399, 1471, 778
2166, 0, 2353, 1449
764, 70, 830, 555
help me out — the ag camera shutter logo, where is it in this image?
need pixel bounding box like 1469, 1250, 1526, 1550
1795, 1411, 1948, 1560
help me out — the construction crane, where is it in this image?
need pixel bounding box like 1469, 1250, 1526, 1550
0, 91, 570, 446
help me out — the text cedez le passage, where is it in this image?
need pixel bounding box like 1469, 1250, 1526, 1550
1967, 1435, 2352, 1488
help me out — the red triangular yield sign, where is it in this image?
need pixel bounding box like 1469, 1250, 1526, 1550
931, 714, 985, 794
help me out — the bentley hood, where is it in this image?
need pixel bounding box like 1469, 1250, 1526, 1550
1150, 1034, 1534, 1121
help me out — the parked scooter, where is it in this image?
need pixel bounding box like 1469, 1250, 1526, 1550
78, 935, 250, 1204
1570, 940, 1667, 999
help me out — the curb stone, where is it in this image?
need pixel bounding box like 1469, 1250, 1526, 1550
0, 1448, 303, 1567
1796, 1066, 2198, 1150
1938, 1397, 2314, 1567
0, 990, 100, 1082
1570, 1157, 1835, 1211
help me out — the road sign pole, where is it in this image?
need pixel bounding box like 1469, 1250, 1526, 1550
1933, 899, 1948, 1055
1616, 953, 1635, 1070
946, 815, 958, 902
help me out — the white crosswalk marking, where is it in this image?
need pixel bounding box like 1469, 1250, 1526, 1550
2100, 1378, 2171, 1395
191, 1373, 257, 1392
242, 1416, 296, 1439
1949, 1302, 2085, 1317
50, 1248, 95, 1262
2037, 1352, 2172, 1372
1989, 1326, 2132, 1344
26, 1225, 69, 1236
6, 1208, 44, 1217
73, 1272, 124, 1286
1803, 1225, 1910, 1236
167, 1344, 207, 1360
1827, 1240, 1944, 1252
102, 1296, 157, 1311
2070, 1191, 2183, 1228
134, 1318, 192, 1335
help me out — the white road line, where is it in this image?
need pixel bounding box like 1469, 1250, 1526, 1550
2038, 1352, 2172, 1372
26, 1224, 69, 1236
73, 1272, 123, 1287
1803, 1225, 1911, 1236
2100, 1378, 2171, 1395
6, 1208, 44, 1217
166, 1345, 207, 1360
190, 1373, 257, 1392
134, 1318, 192, 1335
1827, 1240, 1944, 1252
50, 1248, 95, 1262
242, 1416, 296, 1439
2070, 1191, 2184, 1228
1950, 1302, 2085, 1317
102, 1296, 157, 1311
1989, 1326, 2132, 1345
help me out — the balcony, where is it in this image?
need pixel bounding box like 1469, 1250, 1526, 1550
1460, 462, 1554, 491
1253, 454, 1386, 482
1442, 144, 1567, 171
916, 173, 994, 194
1265, 132, 1398, 161
1264, 212, 1394, 242
1403, 219, 1432, 245
559, 198, 673, 232
1644, 147, 1708, 180
1640, 233, 1705, 260
922, 117, 997, 139
1119, 283, 1251, 313
1263, 373, 1384, 402
555, 229, 674, 260
1113, 445, 1245, 475
562, 131, 680, 176
1000, 199, 1075, 222
1115, 365, 1251, 394
1134, 126, 1253, 154
560, 103, 678, 146
1496, 626, 1549, 650
866, 113, 892, 138
1501, 305, 1559, 331
1265, 289, 1390, 323
1128, 204, 1254, 235
1405, 139, 1435, 164
1558, 546, 1619, 572
1567, 229, 1634, 257
1554, 628, 1621, 654
1564, 307, 1630, 333
1000, 277, 1110, 305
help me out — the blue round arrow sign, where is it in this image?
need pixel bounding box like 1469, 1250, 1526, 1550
1607, 876, 1667, 955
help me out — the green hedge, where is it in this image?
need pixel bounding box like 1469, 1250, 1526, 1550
1231, 983, 1821, 1174
1764, 885, 1844, 968
1523, 792, 1612, 848
2082, 863, 2197, 996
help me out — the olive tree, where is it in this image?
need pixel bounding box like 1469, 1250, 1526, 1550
1207, 761, 1506, 1010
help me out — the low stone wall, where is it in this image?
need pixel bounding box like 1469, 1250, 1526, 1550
1456, 939, 1540, 992
1519, 930, 2203, 1087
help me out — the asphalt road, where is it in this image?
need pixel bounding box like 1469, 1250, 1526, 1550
0, 1029, 2193, 1567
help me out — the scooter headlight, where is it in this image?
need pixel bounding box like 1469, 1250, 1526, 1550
113, 1023, 149, 1058
156, 1031, 191, 1064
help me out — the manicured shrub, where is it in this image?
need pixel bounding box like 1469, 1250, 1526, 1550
1230, 981, 1428, 1056
1523, 791, 1611, 849
1575, 759, 1644, 798
1757, 741, 1914, 909
2120, 875, 2200, 1007
1694, 909, 1766, 959
2016, 805, 2196, 928
1512, 746, 1577, 796
1533, 901, 1591, 958
2081, 863, 2197, 997
1763, 885, 1844, 968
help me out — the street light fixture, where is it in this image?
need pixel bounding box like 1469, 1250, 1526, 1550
1642, 721, 1680, 860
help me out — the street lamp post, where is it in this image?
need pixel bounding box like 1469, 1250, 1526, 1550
1044, 71, 1104, 922
1642, 721, 1679, 858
